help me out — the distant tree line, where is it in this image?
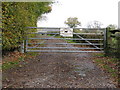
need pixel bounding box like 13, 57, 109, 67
64, 17, 117, 29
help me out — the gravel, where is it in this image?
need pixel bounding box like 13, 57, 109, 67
3, 35, 116, 88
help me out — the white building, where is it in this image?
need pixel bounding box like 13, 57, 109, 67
60, 28, 73, 37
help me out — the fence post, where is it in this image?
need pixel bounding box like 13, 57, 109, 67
25, 39, 27, 52
21, 40, 25, 53
104, 28, 108, 55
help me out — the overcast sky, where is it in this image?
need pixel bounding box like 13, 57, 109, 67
37, 0, 120, 28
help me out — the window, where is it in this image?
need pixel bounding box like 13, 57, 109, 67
65, 30, 68, 33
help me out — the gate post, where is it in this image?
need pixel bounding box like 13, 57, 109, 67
104, 28, 108, 55
21, 40, 25, 53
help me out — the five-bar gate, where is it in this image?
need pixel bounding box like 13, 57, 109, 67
23, 27, 106, 53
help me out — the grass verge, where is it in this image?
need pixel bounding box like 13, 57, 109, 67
92, 53, 118, 83
2, 51, 39, 70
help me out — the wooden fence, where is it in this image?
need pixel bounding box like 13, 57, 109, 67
105, 28, 120, 58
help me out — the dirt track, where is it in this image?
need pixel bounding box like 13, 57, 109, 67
3, 36, 116, 88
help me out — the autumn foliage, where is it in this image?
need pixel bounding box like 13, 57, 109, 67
2, 2, 52, 50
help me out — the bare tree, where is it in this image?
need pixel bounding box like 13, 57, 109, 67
87, 20, 103, 29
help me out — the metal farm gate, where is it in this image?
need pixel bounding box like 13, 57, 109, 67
23, 27, 107, 53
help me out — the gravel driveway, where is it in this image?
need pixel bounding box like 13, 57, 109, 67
3, 35, 116, 88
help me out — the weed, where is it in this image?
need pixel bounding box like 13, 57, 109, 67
93, 53, 118, 81
2, 61, 19, 70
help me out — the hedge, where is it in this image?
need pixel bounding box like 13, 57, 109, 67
2, 2, 52, 50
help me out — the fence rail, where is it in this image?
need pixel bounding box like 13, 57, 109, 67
28, 38, 104, 41
27, 43, 103, 45
27, 47, 104, 49
26, 50, 104, 53
27, 27, 105, 30
27, 32, 104, 35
